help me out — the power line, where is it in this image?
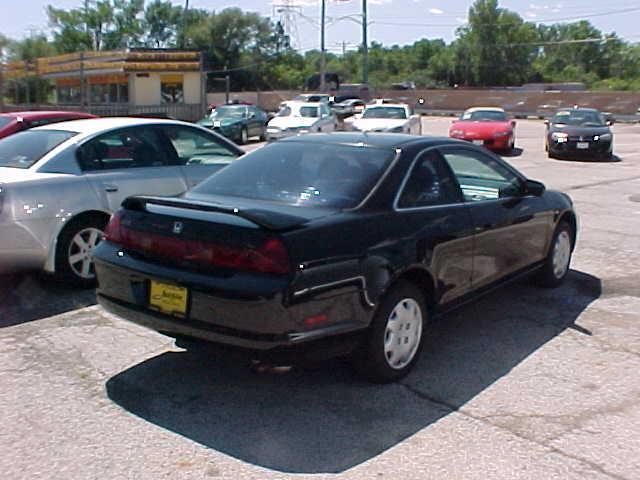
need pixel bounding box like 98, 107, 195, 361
370, 6, 640, 28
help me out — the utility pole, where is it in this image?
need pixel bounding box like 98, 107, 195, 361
319, 0, 326, 92
362, 0, 368, 85
181, 0, 190, 49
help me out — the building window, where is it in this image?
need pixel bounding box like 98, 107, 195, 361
161, 74, 184, 103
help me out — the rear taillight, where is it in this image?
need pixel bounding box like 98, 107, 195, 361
103, 211, 123, 243
103, 211, 290, 275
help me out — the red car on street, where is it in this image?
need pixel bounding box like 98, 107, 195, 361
448, 107, 516, 153
0, 111, 97, 139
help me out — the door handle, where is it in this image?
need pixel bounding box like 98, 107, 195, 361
104, 184, 118, 193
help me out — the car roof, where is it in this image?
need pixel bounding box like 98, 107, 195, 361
280, 132, 459, 149
555, 107, 600, 113
30, 116, 194, 135
0, 110, 95, 119
465, 107, 505, 113
364, 103, 408, 109
284, 101, 322, 108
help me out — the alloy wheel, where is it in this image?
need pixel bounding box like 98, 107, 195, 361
68, 227, 103, 279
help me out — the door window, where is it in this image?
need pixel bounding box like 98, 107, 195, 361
78, 127, 170, 171
163, 126, 239, 165
442, 150, 521, 202
397, 150, 461, 208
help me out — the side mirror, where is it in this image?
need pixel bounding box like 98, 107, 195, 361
523, 179, 545, 196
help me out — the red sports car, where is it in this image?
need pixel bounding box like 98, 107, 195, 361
448, 107, 516, 152
0, 110, 97, 139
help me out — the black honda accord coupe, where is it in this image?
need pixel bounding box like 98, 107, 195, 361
94, 133, 577, 383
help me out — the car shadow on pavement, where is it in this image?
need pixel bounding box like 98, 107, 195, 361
106, 269, 600, 474
0, 273, 96, 328
501, 147, 524, 158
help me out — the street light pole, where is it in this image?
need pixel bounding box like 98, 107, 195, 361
181, 0, 190, 49
362, 0, 368, 85
320, 0, 326, 92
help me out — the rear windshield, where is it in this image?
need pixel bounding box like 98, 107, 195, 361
0, 129, 76, 169
191, 142, 396, 209
0, 117, 13, 129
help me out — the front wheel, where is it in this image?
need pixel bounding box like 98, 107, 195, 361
54, 215, 108, 288
352, 281, 427, 383
238, 127, 249, 145
536, 221, 574, 288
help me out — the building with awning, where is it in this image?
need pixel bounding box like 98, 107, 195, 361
2, 49, 206, 120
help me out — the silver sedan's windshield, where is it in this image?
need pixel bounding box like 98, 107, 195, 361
0, 130, 77, 169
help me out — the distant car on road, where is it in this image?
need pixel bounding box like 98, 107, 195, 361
0, 117, 242, 285
197, 104, 268, 144
448, 107, 516, 153
349, 103, 421, 134
266, 101, 337, 141
94, 133, 577, 383
545, 107, 613, 160
0, 110, 96, 139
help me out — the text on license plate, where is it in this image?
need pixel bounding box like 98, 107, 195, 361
472, 140, 484, 145
576, 142, 589, 149
149, 280, 188, 317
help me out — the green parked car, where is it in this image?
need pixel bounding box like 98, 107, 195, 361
197, 104, 268, 144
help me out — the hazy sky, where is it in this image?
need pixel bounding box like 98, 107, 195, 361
3, 0, 638, 52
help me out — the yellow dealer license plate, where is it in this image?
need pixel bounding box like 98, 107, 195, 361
149, 280, 188, 317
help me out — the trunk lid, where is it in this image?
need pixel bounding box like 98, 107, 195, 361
107, 195, 338, 276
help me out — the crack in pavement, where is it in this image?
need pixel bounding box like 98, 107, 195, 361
398, 381, 634, 480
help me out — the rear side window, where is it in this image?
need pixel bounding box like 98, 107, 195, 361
397, 150, 461, 208
163, 126, 239, 165
192, 141, 395, 209
0, 130, 76, 169
78, 127, 171, 171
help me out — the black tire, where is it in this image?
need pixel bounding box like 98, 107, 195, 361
54, 214, 108, 288
239, 127, 249, 145
352, 281, 427, 383
536, 221, 574, 288
259, 129, 267, 142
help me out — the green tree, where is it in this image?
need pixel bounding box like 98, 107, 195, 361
143, 0, 182, 48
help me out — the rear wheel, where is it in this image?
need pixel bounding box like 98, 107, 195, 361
536, 221, 574, 288
54, 215, 108, 288
352, 281, 426, 383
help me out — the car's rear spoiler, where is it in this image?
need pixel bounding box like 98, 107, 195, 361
122, 196, 310, 231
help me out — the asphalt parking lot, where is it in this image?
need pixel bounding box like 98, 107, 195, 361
1, 117, 639, 479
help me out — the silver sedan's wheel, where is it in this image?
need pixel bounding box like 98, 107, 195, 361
384, 298, 423, 370
552, 230, 571, 279
68, 227, 102, 279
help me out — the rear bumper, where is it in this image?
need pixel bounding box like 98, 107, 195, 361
94, 243, 369, 356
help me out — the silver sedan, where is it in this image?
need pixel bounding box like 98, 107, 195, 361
0, 117, 242, 286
